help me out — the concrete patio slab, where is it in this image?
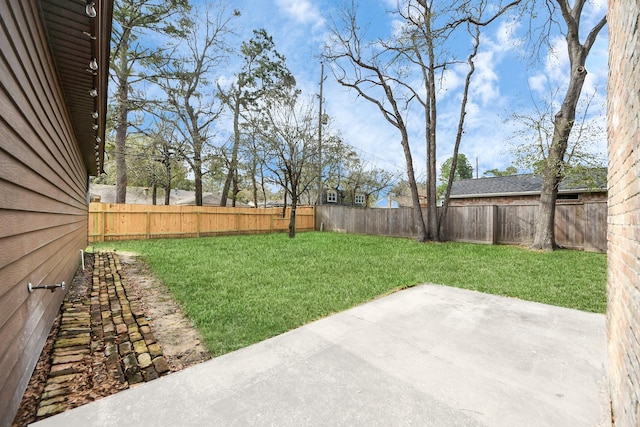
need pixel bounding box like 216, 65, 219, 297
32, 284, 610, 426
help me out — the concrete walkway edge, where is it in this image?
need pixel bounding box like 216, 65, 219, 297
33, 284, 611, 426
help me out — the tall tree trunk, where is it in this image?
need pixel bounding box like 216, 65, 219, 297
113, 28, 131, 205
426, 119, 437, 240
115, 75, 128, 204
288, 178, 298, 238
531, 1, 606, 250
250, 158, 258, 208
399, 128, 428, 242
413, 4, 438, 242
425, 20, 439, 242
232, 174, 238, 207
438, 27, 479, 239
194, 156, 203, 206
151, 184, 157, 205
221, 99, 241, 207
532, 64, 588, 250
288, 198, 297, 238
422, 103, 438, 240
260, 168, 267, 207
164, 162, 172, 205
249, 137, 259, 208
282, 176, 288, 218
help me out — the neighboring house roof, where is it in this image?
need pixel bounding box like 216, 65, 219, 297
450, 172, 607, 199
176, 193, 249, 207
39, 0, 113, 174
89, 184, 250, 207
393, 195, 416, 208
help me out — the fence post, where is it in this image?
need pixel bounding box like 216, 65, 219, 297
101, 205, 106, 242
197, 210, 201, 238
489, 205, 498, 244
146, 210, 151, 240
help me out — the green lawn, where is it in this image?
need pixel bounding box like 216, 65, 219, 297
93, 232, 607, 356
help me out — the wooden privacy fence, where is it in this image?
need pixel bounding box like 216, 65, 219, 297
89, 203, 315, 242
316, 202, 607, 252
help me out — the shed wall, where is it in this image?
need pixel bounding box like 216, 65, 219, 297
0, 1, 89, 424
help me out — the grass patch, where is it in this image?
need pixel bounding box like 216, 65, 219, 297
93, 232, 606, 356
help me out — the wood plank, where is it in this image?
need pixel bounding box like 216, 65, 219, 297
0, 284, 60, 380
0, 221, 85, 270
0, 288, 63, 425
584, 202, 607, 252
0, 1, 93, 422
0, 25, 84, 189
315, 204, 605, 251
0, 250, 82, 363
0, 229, 85, 308
0, 67, 85, 197
0, 145, 86, 211
4, 0, 85, 180
0, 180, 86, 214
0, 55, 85, 192
88, 204, 314, 241
0, 209, 83, 239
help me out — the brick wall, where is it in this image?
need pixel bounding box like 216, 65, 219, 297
448, 192, 606, 206
607, 1, 640, 425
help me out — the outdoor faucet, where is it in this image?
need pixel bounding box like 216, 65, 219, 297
28, 281, 66, 293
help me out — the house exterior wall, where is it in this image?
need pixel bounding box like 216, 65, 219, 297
607, 1, 640, 425
0, 1, 89, 424
448, 192, 606, 206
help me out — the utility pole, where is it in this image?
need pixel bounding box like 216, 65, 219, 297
316, 62, 325, 206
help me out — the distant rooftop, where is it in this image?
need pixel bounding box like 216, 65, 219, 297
89, 184, 249, 207
450, 171, 607, 198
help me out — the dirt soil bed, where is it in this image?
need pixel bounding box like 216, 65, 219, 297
117, 252, 212, 370
12, 252, 211, 426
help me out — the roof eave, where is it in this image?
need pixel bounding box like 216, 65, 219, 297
39, 0, 113, 176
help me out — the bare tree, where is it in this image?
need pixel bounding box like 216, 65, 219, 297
240, 130, 264, 208
321, 136, 357, 201
325, 1, 429, 241
530, 0, 606, 250
508, 90, 606, 179
321, 137, 398, 207
437, 24, 480, 237
347, 167, 398, 207
218, 29, 295, 207
256, 92, 318, 238
326, 0, 518, 241
398, 0, 520, 240
149, 5, 238, 206
147, 118, 184, 205
110, 0, 190, 203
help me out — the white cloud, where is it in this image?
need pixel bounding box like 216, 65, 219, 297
584, 0, 607, 29
471, 50, 500, 105
495, 19, 523, 52
526, 36, 570, 98
437, 67, 464, 96
275, 0, 324, 27
263, 0, 607, 177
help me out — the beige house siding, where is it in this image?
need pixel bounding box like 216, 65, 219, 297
607, 1, 640, 425
0, 1, 111, 424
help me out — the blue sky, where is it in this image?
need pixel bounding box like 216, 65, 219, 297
192, 0, 608, 181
